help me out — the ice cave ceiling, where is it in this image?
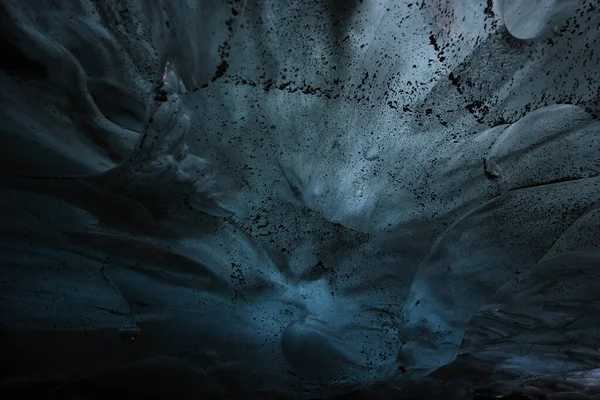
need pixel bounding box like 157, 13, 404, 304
1, 0, 600, 399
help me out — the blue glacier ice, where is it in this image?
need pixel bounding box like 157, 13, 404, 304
0, 0, 599, 398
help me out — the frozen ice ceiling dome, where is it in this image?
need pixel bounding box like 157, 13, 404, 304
0, 0, 599, 399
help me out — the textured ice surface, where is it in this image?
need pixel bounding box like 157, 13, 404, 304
0, 0, 599, 398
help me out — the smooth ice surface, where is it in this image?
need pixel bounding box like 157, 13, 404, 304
0, 0, 599, 398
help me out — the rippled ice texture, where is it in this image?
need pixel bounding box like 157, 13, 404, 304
1, 0, 600, 398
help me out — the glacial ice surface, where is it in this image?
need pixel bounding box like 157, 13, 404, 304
0, 0, 599, 398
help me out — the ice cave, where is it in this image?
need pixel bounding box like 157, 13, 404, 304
1, 0, 600, 398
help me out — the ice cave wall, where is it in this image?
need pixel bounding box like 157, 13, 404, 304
0, 0, 600, 398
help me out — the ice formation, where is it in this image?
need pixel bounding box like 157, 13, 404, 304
0, 0, 599, 398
